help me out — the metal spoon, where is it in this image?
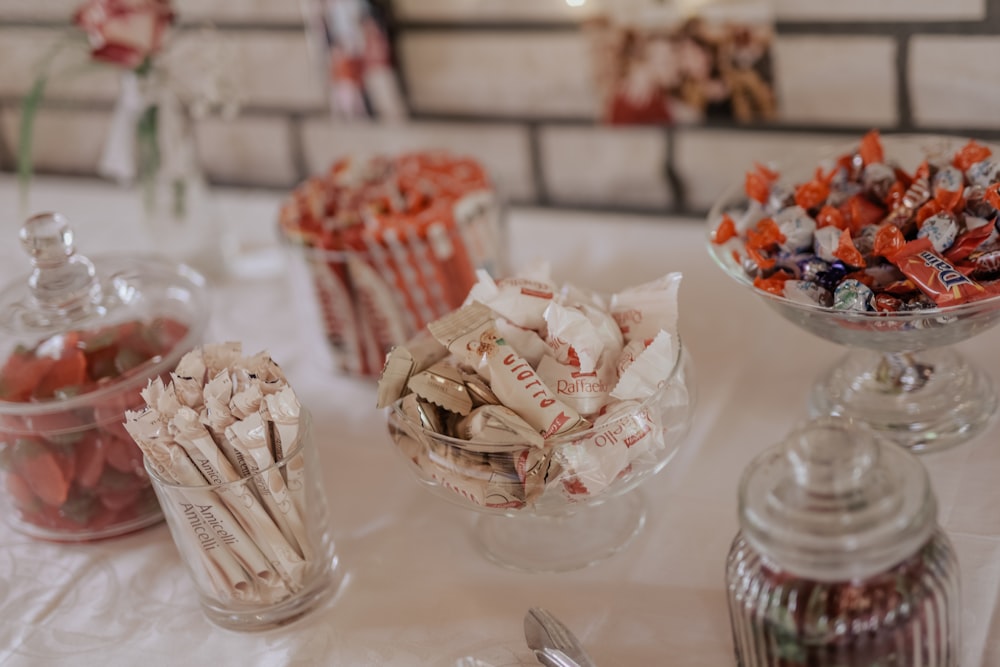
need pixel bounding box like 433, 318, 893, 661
524, 607, 598, 667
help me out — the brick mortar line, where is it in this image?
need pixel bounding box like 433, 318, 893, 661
0, 19, 305, 30
14, 96, 1000, 140
0, 97, 329, 117
895, 34, 913, 130
3, 17, 996, 34
527, 122, 549, 206
393, 19, 995, 35
287, 113, 309, 184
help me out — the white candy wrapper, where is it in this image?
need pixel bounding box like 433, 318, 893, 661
494, 317, 548, 367
552, 399, 659, 500
428, 302, 584, 439
611, 330, 678, 400
543, 302, 606, 373
535, 354, 615, 418
609, 272, 682, 343
465, 269, 556, 330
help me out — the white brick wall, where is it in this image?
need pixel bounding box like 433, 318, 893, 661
399, 32, 598, 117
175, 0, 303, 24
0, 28, 121, 101
673, 130, 848, 211
773, 0, 985, 21
539, 125, 671, 208
194, 116, 297, 187
910, 36, 1000, 129
0, 0, 79, 20
0, 107, 110, 175
299, 119, 536, 201
393, 0, 986, 23
774, 36, 897, 126
393, 0, 598, 22
173, 30, 325, 111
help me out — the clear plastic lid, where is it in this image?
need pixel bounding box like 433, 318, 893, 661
0, 212, 208, 413
738, 416, 937, 582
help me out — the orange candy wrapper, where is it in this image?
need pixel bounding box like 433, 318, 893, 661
280, 151, 505, 376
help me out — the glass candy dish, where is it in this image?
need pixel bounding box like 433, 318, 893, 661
706, 134, 1000, 452
385, 340, 694, 573
0, 212, 208, 541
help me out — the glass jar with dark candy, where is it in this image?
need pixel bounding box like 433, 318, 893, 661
726, 416, 959, 666
0, 212, 208, 541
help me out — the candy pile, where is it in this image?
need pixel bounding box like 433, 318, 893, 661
0, 317, 189, 537
125, 343, 317, 605
379, 266, 689, 510
711, 131, 1000, 311
279, 151, 504, 376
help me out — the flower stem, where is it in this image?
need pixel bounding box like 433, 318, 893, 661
137, 103, 160, 215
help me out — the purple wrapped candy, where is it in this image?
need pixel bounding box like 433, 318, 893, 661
783, 280, 833, 308
816, 260, 848, 293
797, 256, 832, 283
775, 206, 817, 253
775, 252, 813, 277
813, 226, 841, 263
833, 279, 873, 312
917, 212, 959, 253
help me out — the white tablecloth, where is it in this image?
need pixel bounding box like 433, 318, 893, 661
1, 178, 998, 666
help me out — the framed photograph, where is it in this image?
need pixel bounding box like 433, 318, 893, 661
586, 2, 777, 125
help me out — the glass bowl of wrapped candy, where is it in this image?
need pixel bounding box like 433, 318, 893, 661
380, 268, 695, 572
707, 131, 1000, 452
0, 212, 208, 541
279, 151, 506, 377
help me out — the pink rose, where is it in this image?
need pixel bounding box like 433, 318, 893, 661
74, 0, 175, 70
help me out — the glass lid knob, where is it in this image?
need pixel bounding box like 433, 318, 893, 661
18, 212, 103, 324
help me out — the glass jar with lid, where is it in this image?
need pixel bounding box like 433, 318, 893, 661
726, 416, 959, 666
0, 212, 209, 541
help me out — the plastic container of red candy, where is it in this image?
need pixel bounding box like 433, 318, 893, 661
0, 212, 208, 541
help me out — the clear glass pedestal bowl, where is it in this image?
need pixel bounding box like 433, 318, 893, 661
706, 134, 1000, 453
385, 342, 694, 572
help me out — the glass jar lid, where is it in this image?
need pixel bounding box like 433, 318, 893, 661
0, 212, 208, 410
738, 416, 936, 582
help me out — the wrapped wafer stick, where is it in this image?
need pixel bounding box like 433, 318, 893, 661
263, 387, 307, 518
171, 406, 307, 588
240, 351, 288, 394
124, 409, 260, 603
201, 342, 244, 378
230, 383, 263, 421
226, 413, 314, 562
171, 349, 208, 409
